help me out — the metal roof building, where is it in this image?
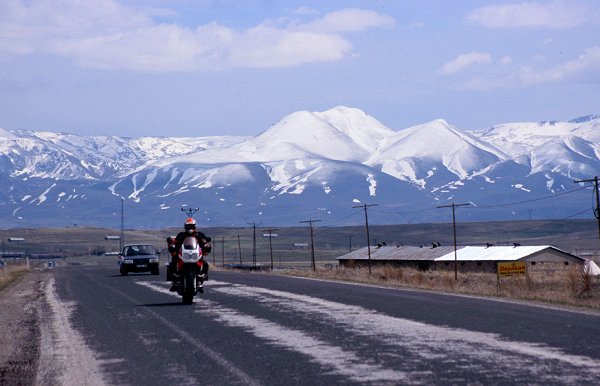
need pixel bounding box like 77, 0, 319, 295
337, 245, 585, 273
338, 245, 456, 262
434, 245, 582, 262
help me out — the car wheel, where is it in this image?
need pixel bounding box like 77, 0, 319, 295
120, 268, 128, 276
151, 268, 159, 275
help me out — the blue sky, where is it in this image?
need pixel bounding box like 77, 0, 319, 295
1, 0, 599, 137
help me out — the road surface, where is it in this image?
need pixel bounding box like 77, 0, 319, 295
40, 259, 600, 385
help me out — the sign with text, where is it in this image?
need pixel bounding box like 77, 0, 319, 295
497, 261, 527, 277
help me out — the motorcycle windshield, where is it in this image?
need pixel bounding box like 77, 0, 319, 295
183, 237, 198, 250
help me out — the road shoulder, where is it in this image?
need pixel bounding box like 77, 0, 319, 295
0, 269, 48, 385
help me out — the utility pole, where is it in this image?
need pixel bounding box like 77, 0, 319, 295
353, 203, 378, 276
437, 203, 470, 280
236, 235, 243, 266
248, 221, 257, 267
574, 177, 600, 241
120, 198, 124, 253
264, 228, 278, 270
300, 219, 321, 271
221, 236, 225, 267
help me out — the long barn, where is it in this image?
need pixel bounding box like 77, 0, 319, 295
337, 245, 588, 274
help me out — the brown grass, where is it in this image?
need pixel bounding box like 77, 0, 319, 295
0, 261, 30, 291
277, 266, 600, 311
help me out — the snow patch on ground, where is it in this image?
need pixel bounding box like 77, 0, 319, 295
37, 278, 108, 386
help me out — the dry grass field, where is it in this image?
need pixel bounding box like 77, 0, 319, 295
0, 260, 30, 292
280, 264, 600, 311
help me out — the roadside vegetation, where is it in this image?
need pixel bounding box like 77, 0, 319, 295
275, 264, 600, 311
0, 260, 30, 292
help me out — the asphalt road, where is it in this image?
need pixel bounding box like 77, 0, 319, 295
48, 260, 600, 385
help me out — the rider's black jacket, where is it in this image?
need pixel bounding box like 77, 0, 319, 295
174, 230, 209, 251
168, 231, 212, 271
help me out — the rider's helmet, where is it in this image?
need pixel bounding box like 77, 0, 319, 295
184, 217, 196, 234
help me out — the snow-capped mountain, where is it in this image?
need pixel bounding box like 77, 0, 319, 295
1, 107, 598, 228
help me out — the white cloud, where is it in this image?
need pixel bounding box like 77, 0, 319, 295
229, 25, 352, 69
467, 1, 588, 29
405, 22, 426, 30
300, 8, 395, 33
0, 1, 394, 72
442, 52, 492, 74
445, 47, 600, 91
290, 7, 319, 16
520, 46, 600, 84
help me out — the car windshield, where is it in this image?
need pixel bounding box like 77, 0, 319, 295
125, 245, 155, 256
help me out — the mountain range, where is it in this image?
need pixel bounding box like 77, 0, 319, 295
1, 106, 598, 228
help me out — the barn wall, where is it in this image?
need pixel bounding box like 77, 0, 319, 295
521, 250, 581, 263
338, 249, 585, 275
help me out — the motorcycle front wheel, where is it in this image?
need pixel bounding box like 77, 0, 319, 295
181, 270, 196, 304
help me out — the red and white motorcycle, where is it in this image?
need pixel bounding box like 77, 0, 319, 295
172, 236, 209, 304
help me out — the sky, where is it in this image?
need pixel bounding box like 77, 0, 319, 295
0, 0, 599, 137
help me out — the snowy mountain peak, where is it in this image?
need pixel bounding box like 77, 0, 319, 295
1, 108, 599, 227
315, 106, 395, 153
569, 114, 600, 124
242, 107, 395, 163
0, 127, 19, 140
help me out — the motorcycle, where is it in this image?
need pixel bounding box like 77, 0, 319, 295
170, 236, 209, 304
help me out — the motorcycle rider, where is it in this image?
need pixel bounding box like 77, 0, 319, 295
168, 217, 211, 292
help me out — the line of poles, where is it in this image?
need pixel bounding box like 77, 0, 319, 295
118, 176, 599, 277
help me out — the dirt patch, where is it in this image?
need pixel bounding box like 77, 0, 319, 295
0, 268, 48, 386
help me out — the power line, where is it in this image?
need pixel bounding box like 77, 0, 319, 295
466, 186, 588, 209
389, 186, 588, 216
574, 177, 600, 242
316, 210, 363, 226
493, 207, 592, 235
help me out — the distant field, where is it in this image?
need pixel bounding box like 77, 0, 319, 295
1, 219, 598, 266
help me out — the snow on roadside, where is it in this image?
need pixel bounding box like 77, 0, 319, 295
36, 277, 107, 386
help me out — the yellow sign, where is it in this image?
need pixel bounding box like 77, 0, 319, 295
497, 262, 527, 277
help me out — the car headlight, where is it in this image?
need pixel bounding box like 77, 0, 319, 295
124, 259, 133, 264
149, 258, 159, 263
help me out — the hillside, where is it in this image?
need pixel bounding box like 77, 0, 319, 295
0, 108, 599, 227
